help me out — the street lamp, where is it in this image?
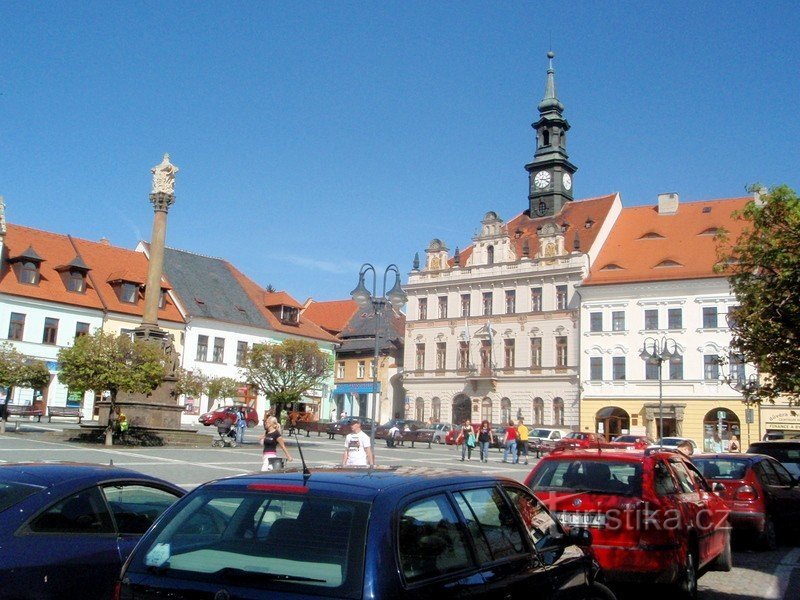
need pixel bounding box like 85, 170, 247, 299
724, 371, 759, 448
350, 263, 407, 452
639, 336, 679, 446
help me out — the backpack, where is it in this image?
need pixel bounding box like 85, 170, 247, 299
466, 431, 476, 447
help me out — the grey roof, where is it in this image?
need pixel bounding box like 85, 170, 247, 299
339, 309, 404, 356
162, 247, 270, 328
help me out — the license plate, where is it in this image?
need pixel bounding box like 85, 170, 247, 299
556, 512, 606, 527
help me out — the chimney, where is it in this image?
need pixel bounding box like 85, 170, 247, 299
99, 237, 110, 246
657, 193, 679, 215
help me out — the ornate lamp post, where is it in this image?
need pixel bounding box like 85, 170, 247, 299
639, 336, 679, 446
724, 371, 759, 448
350, 264, 407, 450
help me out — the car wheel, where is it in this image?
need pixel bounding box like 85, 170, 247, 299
676, 548, 698, 600
586, 582, 616, 600
214, 418, 224, 427
759, 515, 778, 551
710, 529, 733, 571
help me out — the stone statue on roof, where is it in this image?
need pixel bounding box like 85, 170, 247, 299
150, 153, 179, 195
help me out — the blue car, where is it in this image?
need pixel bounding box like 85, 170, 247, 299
116, 467, 615, 599
0, 462, 185, 600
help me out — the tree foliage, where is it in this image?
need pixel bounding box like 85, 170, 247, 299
57, 331, 167, 408
0, 343, 51, 422
717, 185, 800, 404
174, 369, 241, 407
206, 376, 241, 404
174, 368, 207, 398
242, 339, 330, 405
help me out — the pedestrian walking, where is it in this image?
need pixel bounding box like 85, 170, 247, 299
234, 405, 247, 444
503, 420, 518, 463
516, 417, 530, 465
330, 406, 338, 422
342, 421, 374, 467
478, 420, 493, 462
456, 420, 475, 461
261, 416, 292, 471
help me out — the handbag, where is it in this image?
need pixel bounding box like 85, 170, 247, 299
466, 431, 476, 447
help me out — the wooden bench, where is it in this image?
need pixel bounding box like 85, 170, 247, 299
294, 421, 326, 437
3, 404, 43, 422
47, 406, 83, 423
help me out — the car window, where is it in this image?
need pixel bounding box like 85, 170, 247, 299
128, 489, 369, 597
0, 481, 42, 512
398, 494, 473, 583
668, 460, 697, 493
28, 486, 115, 534
653, 460, 678, 495
552, 431, 561, 440
692, 458, 749, 480
770, 460, 796, 486
756, 461, 782, 486
528, 459, 642, 496
454, 487, 525, 563
102, 484, 182, 534
502, 486, 562, 549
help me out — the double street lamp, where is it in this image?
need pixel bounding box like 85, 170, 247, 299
639, 336, 679, 446
350, 263, 407, 450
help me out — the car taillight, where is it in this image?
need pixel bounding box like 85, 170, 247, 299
734, 485, 758, 501
112, 581, 120, 600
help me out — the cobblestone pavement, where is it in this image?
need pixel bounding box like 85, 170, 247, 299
2, 422, 799, 599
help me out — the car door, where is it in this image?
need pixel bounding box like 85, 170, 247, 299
397, 493, 489, 599
17, 485, 121, 600
451, 485, 545, 599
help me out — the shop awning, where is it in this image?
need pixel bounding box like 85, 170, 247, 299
333, 382, 380, 394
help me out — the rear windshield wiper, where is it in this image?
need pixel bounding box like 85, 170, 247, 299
217, 567, 325, 583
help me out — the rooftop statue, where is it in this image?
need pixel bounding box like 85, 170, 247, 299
151, 153, 179, 195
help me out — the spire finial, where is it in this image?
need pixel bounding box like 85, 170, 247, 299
539, 50, 564, 114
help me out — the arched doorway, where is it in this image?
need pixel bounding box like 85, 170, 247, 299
452, 394, 471, 425
500, 398, 511, 425
595, 406, 629, 439
414, 397, 424, 422
703, 407, 741, 452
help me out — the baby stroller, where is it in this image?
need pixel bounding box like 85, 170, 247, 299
212, 420, 238, 448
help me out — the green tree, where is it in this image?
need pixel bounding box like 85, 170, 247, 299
206, 376, 241, 408
242, 339, 330, 408
175, 368, 207, 399
717, 185, 800, 404
57, 331, 167, 445
0, 344, 51, 434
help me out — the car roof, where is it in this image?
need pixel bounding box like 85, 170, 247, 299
748, 440, 800, 447
693, 453, 760, 462
546, 449, 648, 461
0, 462, 181, 489
202, 467, 513, 500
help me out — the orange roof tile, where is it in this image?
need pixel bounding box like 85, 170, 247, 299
226, 264, 339, 344
583, 196, 751, 286
303, 299, 360, 335
263, 290, 303, 309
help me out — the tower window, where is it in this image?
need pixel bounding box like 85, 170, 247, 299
487, 245, 494, 265
542, 130, 550, 146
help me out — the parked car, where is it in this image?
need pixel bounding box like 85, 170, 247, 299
610, 435, 654, 449
374, 418, 425, 440
692, 452, 800, 549
0, 462, 185, 600
327, 416, 375, 438
198, 405, 259, 428
116, 467, 617, 600
419, 422, 452, 444
746, 440, 800, 479
552, 431, 610, 452
525, 448, 731, 597
652, 437, 699, 453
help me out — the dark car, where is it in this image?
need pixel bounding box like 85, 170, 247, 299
116, 467, 616, 600
746, 440, 800, 479
198, 405, 259, 428
327, 416, 375, 438
693, 452, 800, 549
525, 448, 731, 596
374, 418, 426, 440
0, 462, 185, 600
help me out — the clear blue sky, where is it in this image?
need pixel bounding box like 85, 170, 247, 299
1, 2, 798, 301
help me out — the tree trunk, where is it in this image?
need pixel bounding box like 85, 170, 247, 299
0, 388, 13, 435
105, 391, 117, 447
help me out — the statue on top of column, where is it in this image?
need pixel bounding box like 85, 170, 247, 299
151, 153, 179, 195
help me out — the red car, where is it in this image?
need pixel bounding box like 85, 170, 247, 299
552, 431, 611, 452
525, 448, 731, 597
198, 405, 258, 428
692, 452, 800, 550
610, 435, 655, 449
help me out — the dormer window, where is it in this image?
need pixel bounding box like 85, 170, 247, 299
20, 261, 39, 285
278, 305, 299, 325
120, 282, 138, 303
159, 290, 167, 308
67, 270, 86, 293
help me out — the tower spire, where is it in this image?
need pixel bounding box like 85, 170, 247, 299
539, 51, 564, 113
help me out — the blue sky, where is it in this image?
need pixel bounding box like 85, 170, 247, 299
1, 2, 798, 301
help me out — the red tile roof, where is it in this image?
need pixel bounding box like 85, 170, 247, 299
302, 299, 360, 335
1, 224, 184, 323
583, 196, 751, 286
263, 291, 303, 309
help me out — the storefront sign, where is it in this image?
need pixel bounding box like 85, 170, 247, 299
762, 409, 800, 430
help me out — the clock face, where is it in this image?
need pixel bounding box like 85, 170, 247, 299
562, 172, 572, 191
534, 171, 551, 189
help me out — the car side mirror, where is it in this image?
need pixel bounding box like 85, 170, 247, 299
712, 482, 725, 494
567, 526, 592, 547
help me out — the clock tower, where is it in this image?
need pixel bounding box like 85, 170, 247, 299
526, 51, 577, 217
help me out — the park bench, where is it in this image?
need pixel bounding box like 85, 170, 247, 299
294, 420, 326, 437
397, 429, 434, 449
47, 406, 83, 423
3, 404, 43, 422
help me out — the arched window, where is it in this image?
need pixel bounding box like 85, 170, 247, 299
20, 261, 39, 285
67, 270, 85, 293
452, 394, 471, 425
415, 397, 424, 422
542, 130, 550, 146
553, 397, 565, 426
500, 397, 511, 426
431, 397, 441, 423
533, 397, 544, 425
481, 397, 492, 423
702, 407, 741, 452
487, 245, 494, 265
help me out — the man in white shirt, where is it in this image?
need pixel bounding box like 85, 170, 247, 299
342, 421, 374, 467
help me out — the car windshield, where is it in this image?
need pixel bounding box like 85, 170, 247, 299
692, 457, 749, 480
659, 438, 686, 446
531, 429, 554, 438
613, 436, 640, 443
0, 481, 43, 512
126, 487, 370, 598
529, 459, 643, 496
